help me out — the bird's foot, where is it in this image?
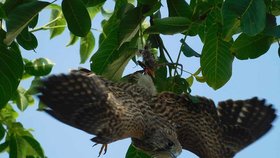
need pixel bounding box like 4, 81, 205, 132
93, 143, 108, 157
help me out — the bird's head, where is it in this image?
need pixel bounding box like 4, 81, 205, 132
132, 127, 182, 158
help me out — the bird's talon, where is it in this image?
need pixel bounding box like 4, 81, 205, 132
97, 144, 108, 157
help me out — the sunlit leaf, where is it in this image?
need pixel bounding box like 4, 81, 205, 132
25, 58, 54, 76
0, 104, 18, 123
186, 76, 194, 87
87, 2, 104, 19
9, 134, 25, 158
14, 87, 34, 111
67, 33, 79, 46
201, 25, 234, 90
26, 77, 41, 95
80, 31, 95, 64
49, 8, 66, 39
22, 136, 44, 158
4, 1, 50, 45
62, 0, 91, 37
195, 75, 206, 83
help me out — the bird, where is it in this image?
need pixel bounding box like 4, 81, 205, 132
37, 69, 182, 158
38, 69, 276, 158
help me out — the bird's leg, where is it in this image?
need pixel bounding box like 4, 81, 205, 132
92, 143, 108, 157
98, 144, 108, 157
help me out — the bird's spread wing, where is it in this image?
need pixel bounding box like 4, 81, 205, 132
38, 71, 145, 144
151, 93, 277, 158
151, 92, 225, 158
38, 70, 182, 158
217, 97, 276, 155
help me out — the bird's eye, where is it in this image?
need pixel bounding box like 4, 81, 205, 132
167, 141, 174, 147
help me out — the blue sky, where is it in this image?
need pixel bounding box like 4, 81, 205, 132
3, 1, 280, 158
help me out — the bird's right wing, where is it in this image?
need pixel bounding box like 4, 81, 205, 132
38, 71, 145, 144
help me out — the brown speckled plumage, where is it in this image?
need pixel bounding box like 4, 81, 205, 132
38, 69, 276, 158
150, 93, 276, 158
38, 69, 181, 157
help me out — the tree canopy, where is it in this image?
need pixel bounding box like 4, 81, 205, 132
0, 0, 279, 157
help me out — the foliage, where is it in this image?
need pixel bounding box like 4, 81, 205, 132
0, 0, 279, 157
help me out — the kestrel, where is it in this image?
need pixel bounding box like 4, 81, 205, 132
38, 69, 276, 158
38, 69, 182, 158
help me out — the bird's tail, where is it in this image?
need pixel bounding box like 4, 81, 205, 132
217, 97, 276, 155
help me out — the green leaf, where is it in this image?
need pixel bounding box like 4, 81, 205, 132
67, 33, 79, 46
90, 25, 119, 74
167, 0, 192, 18
263, 14, 280, 38
80, 31, 95, 64
222, 0, 266, 36
37, 100, 46, 111
4, 1, 50, 45
87, 2, 104, 19
28, 14, 38, 29
85, 0, 105, 7
14, 87, 34, 111
0, 42, 23, 109
25, 58, 54, 76
231, 33, 273, 60
0, 141, 9, 153
125, 144, 151, 158
22, 136, 44, 158
145, 17, 191, 35
16, 27, 38, 50
119, 7, 143, 46
0, 3, 7, 19
186, 76, 194, 87
221, 0, 240, 40
240, 0, 266, 36
26, 77, 41, 95
0, 104, 18, 124
9, 134, 25, 158
138, 0, 158, 5
102, 44, 137, 80
180, 39, 200, 57
271, 0, 280, 16
201, 26, 234, 90
278, 46, 280, 58
62, 0, 91, 37
0, 124, 5, 141
49, 8, 66, 39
